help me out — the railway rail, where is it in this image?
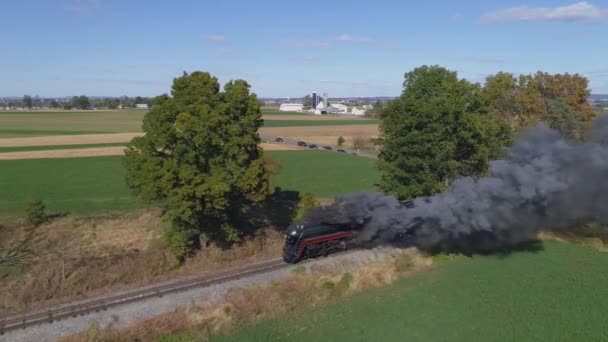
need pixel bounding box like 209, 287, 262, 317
0, 258, 288, 335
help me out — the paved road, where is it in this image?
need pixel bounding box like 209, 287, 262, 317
260, 135, 378, 159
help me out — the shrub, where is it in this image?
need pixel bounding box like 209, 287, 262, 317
337, 136, 345, 147
263, 155, 282, 181
164, 223, 197, 265
25, 199, 48, 226
293, 193, 320, 221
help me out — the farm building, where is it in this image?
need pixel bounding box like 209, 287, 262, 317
279, 103, 303, 111
351, 107, 366, 116
135, 103, 149, 109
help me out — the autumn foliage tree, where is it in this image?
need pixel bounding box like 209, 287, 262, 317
124, 71, 271, 259
482, 71, 596, 137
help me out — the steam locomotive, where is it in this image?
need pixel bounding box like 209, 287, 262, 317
282, 201, 419, 264
282, 221, 361, 263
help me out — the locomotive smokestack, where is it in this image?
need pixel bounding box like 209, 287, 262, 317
303, 116, 608, 252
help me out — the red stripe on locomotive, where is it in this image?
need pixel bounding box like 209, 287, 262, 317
297, 231, 355, 257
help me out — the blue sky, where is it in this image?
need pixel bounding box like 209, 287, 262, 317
2, 0, 608, 97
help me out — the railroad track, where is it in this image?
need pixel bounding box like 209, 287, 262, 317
0, 257, 288, 335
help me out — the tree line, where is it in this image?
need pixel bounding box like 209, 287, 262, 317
123, 67, 598, 262
378, 65, 597, 200
3, 95, 154, 110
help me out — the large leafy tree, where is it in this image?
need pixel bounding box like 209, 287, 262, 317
124, 71, 271, 252
378, 65, 510, 200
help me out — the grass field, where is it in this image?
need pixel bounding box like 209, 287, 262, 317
209, 241, 608, 342
0, 110, 377, 138
0, 142, 127, 153
0, 151, 378, 217
0, 111, 145, 138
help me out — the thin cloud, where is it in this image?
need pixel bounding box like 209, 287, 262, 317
65, 0, 102, 16
335, 34, 372, 43
482, 1, 608, 23
207, 35, 225, 42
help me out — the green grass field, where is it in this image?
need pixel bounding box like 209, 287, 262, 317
0, 151, 378, 217
0, 142, 127, 153
0, 110, 376, 137
209, 241, 608, 342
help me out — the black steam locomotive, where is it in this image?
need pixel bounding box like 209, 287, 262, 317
282, 222, 361, 264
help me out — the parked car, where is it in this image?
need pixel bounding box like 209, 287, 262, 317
337, 149, 346, 153
274, 137, 284, 143
322, 146, 333, 150
297, 141, 307, 147
308, 144, 318, 149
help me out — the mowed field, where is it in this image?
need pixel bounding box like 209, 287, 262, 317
0, 110, 377, 138
209, 241, 608, 342
0, 151, 379, 217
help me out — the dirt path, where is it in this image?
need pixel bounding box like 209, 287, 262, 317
0, 143, 299, 160
0, 133, 142, 148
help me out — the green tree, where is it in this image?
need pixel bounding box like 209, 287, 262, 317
302, 95, 312, 110
337, 136, 345, 147
378, 65, 510, 200
293, 193, 320, 221
23, 95, 33, 109
123, 71, 271, 257
71, 95, 90, 110
545, 98, 580, 140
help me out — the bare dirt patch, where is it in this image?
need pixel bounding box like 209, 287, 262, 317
0, 133, 142, 148
0, 146, 129, 160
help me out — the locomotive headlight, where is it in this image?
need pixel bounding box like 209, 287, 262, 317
290, 230, 297, 236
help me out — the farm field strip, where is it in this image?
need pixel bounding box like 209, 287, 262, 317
0, 143, 299, 160
263, 120, 378, 127
0, 125, 378, 148
0, 110, 378, 138
0, 151, 378, 216
0, 142, 128, 153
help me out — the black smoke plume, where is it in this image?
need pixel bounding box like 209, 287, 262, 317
301, 116, 608, 253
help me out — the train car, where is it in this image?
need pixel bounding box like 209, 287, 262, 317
282, 222, 359, 263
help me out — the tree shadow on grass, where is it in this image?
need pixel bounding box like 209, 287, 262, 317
207, 187, 301, 251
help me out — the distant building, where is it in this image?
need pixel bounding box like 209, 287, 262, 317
351, 107, 366, 116
330, 103, 348, 114
135, 103, 149, 109
279, 103, 303, 111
